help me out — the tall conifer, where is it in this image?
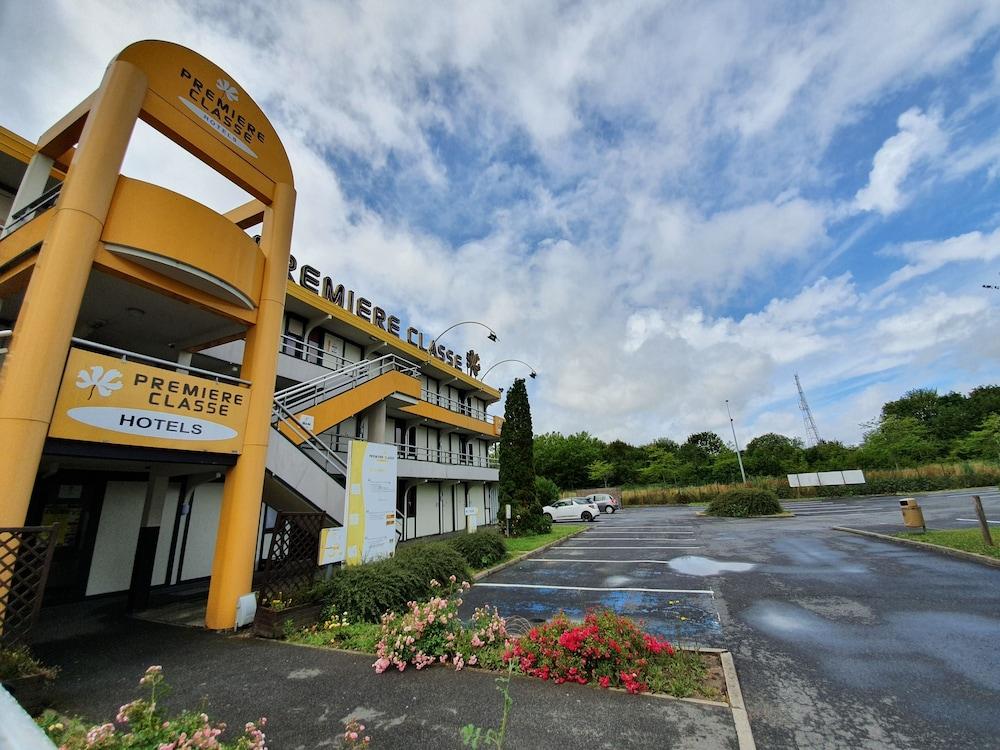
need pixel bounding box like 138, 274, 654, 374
498, 378, 549, 534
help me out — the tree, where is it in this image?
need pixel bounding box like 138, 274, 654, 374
857, 416, 943, 468
499, 379, 549, 535
534, 475, 561, 507
744, 433, 807, 478
950, 414, 1000, 461
638, 446, 682, 485
587, 460, 614, 487
533, 431, 604, 488
677, 432, 725, 483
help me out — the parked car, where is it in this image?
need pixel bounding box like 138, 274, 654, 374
542, 497, 601, 523
586, 493, 620, 514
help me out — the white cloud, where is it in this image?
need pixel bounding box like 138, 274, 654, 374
876, 227, 1000, 292
2, 0, 1000, 449
854, 108, 946, 215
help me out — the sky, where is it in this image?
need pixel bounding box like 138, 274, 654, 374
3, 0, 1000, 447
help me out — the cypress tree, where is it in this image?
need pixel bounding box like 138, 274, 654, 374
498, 378, 549, 535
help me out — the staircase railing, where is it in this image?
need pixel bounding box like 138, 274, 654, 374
271, 398, 348, 479
274, 353, 420, 415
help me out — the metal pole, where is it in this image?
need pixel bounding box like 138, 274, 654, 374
972, 495, 995, 547
726, 399, 748, 485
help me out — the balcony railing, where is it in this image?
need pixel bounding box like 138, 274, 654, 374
278, 333, 357, 371
312, 434, 497, 469
1, 185, 62, 239
421, 389, 494, 424
388, 441, 498, 469
71, 337, 250, 385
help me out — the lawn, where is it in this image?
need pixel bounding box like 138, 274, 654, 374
896, 527, 1000, 559
503, 524, 587, 555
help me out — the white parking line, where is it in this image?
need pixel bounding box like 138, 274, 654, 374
790, 507, 896, 515
956, 517, 1000, 524
527, 558, 693, 565
560, 545, 702, 549
475, 582, 714, 595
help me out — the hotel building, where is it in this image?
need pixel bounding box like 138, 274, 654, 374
0, 41, 501, 629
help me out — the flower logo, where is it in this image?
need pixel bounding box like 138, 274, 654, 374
76, 365, 123, 400
466, 350, 481, 377
216, 79, 239, 102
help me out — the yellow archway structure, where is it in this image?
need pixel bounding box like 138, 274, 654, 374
0, 41, 295, 629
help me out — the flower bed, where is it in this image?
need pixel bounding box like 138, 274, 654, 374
253, 602, 324, 639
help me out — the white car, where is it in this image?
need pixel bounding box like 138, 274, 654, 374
543, 497, 601, 523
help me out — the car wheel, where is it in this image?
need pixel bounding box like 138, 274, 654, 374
582, 511, 593, 522
603, 506, 614, 514
543, 513, 553, 522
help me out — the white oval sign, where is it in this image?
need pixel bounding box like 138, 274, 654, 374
67, 407, 237, 441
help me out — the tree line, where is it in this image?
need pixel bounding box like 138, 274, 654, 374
534, 385, 1000, 489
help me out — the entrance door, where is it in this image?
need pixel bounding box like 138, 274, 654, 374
26, 473, 104, 603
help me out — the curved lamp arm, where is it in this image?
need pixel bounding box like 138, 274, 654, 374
481, 359, 538, 382
433, 320, 498, 345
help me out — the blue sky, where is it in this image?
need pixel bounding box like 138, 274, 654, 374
3, 1, 1000, 446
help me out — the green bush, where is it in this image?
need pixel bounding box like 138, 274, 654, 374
319, 542, 471, 623
320, 558, 424, 623
394, 541, 471, 589
705, 488, 783, 517
448, 531, 507, 569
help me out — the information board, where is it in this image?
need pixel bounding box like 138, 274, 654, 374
344, 440, 398, 565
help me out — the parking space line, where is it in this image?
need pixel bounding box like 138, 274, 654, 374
527, 558, 695, 565
475, 582, 715, 595
956, 517, 1000, 524
560, 545, 702, 549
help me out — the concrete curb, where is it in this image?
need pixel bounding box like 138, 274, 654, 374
717, 649, 756, 750
472, 526, 591, 581
834, 526, 1000, 569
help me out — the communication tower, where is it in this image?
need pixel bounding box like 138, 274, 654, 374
795, 373, 821, 447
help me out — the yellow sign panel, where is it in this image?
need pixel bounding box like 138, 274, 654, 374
116, 40, 292, 186
49, 348, 249, 453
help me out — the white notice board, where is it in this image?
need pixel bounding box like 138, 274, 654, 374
344, 440, 399, 565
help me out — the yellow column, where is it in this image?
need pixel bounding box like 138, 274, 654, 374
0, 61, 146, 527
205, 181, 296, 629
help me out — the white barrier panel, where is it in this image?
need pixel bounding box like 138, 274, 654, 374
787, 470, 866, 487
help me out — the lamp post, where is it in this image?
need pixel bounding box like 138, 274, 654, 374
726, 399, 748, 485
481, 359, 537, 383
432, 320, 498, 345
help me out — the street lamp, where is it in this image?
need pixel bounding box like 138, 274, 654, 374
432, 320, 499, 345
725, 399, 748, 485
481, 359, 538, 382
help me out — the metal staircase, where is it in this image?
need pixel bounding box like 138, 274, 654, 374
263, 353, 420, 523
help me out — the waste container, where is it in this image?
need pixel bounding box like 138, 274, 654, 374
899, 498, 925, 531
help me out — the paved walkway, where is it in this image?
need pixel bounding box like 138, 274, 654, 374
31, 599, 737, 749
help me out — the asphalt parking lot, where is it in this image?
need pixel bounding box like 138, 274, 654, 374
463, 490, 1000, 750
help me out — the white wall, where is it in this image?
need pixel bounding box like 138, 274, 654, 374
181, 483, 223, 581
415, 483, 440, 537
151, 486, 180, 585
86, 482, 145, 596
468, 484, 487, 527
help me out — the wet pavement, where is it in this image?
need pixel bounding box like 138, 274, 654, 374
464, 491, 1000, 749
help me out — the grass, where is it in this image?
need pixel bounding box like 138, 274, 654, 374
503, 524, 587, 555
286, 619, 383, 651
0, 645, 58, 681
896, 527, 1000, 559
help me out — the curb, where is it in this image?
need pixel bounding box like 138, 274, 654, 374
834, 526, 1000, 568
717, 649, 755, 750
473, 526, 591, 580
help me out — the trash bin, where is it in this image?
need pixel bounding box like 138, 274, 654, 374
899, 498, 925, 531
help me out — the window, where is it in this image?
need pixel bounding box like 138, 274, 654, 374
282, 314, 306, 358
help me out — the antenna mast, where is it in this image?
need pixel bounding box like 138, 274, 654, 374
795, 373, 821, 447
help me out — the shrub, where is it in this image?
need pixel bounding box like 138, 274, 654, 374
319, 542, 470, 623
505, 609, 675, 694
705, 488, 783, 517
373, 578, 508, 673
394, 542, 471, 590
321, 558, 424, 623
448, 531, 507, 569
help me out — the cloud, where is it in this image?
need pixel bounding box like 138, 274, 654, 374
854, 108, 946, 215
876, 227, 1000, 292
3, 0, 1000, 450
